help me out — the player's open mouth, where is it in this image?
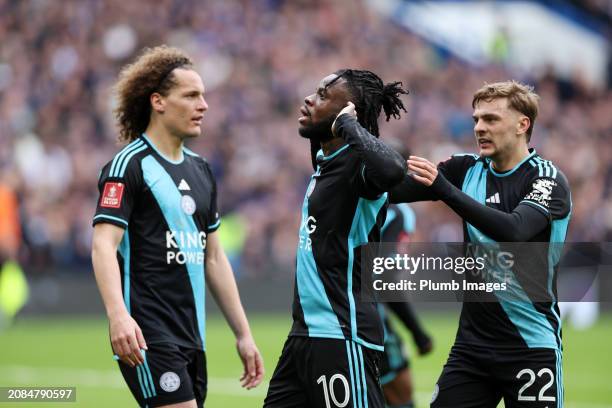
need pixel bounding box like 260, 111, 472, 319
192, 116, 203, 125
478, 138, 493, 148
298, 106, 310, 124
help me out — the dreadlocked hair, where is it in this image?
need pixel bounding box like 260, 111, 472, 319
114, 45, 193, 142
331, 69, 408, 137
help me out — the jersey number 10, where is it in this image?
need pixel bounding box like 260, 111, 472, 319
317, 374, 350, 408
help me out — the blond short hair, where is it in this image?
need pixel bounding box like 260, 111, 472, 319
472, 80, 540, 142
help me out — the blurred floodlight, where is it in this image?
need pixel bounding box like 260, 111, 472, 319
103, 24, 138, 60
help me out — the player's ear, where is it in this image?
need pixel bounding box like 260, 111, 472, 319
517, 115, 530, 136
150, 92, 165, 114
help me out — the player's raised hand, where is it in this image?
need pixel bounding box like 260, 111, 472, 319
236, 335, 264, 389
408, 155, 438, 186
109, 312, 147, 367
332, 101, 357, 137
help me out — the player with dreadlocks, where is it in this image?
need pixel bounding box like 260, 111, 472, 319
264, 69, 408, 408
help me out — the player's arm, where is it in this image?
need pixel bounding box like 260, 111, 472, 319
388, 174, 437, 203
205, 231, 264, 389
386, 302, 433, 355
408, 156, 549, 241
91, 223, 146, 367
389, 154, 473, 203
332, 102, 407, 193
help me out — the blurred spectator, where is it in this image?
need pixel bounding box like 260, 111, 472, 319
0, 166, 28, 327
0, 171, 20, 261
0, 0, 610, 278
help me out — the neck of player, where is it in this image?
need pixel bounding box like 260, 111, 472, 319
491, 144, 530, 173
321, 137, 346, 157
145, 125, 184, 162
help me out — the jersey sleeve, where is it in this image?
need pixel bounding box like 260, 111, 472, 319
520, 171, 571, 221
352, 163, 384, 199
334, 114, 406, 199
430, 170, 550, 242
205, 164, 221, 233
92, 158, 141, 229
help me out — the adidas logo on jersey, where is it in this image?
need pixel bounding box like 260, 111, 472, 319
178, 179, 191, 191
486, 192, 500, 204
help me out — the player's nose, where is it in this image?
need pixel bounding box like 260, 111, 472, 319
304, 94, 315, 107
474, 119, 486, 133
197, 96, 208, 112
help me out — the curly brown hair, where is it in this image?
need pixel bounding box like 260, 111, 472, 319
114, 45, 194, 142
472, 80, 540, 142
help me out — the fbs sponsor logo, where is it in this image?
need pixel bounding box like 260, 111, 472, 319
166, 230, 207, 265
100, 182, 124, 208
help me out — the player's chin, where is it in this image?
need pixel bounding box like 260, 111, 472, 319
298, 123, 314, 139
478, 146, 495, 157
185, 126, 202, 138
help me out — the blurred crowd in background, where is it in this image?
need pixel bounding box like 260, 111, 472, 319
1, 0, 611, 278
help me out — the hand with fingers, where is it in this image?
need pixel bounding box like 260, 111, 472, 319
110, 312, 147, 367
407, 155, 439, 186
236, 335, 264, 390
332, 101, 357, 137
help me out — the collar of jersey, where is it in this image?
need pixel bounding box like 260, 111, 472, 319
316, 144, 349, 162
487, 148, 536, 178
141, 133, 185, 164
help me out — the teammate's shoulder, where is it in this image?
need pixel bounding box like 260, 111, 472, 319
450, 152, 481, 164
527, 154, 568, 183
439, 152, 480, 169
451, 152, 480, 160
524, 154, 571, 202
104, 138, 149, 178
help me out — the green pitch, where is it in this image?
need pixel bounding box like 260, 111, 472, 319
0, 312, 610, 407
